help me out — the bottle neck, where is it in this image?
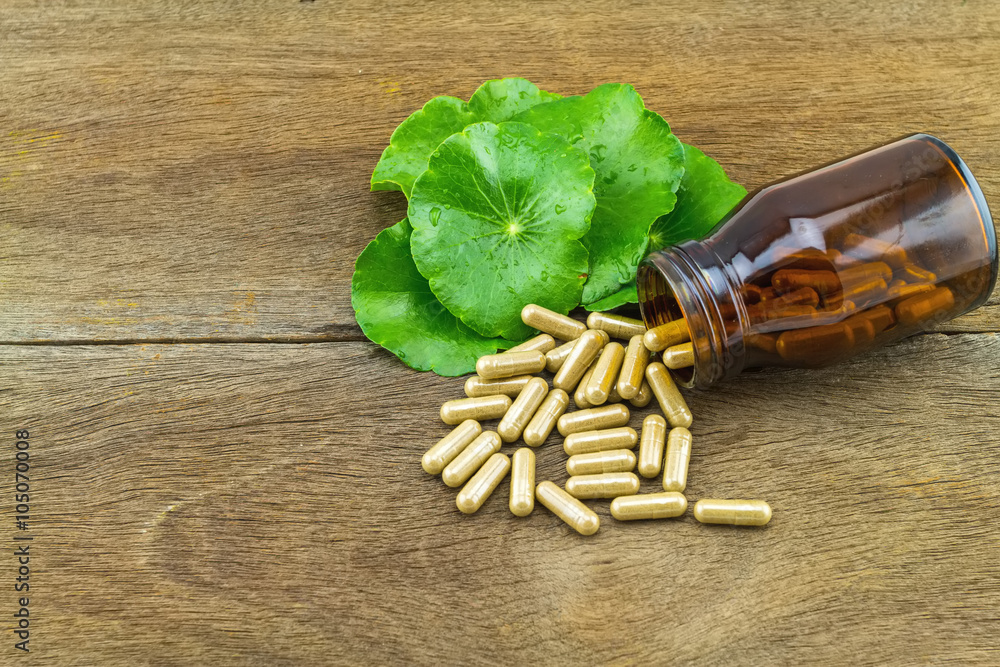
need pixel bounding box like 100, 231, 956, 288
638, 241, 748, 388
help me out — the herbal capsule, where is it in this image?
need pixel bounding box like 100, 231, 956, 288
535, 481, 600, 536
557, 404, 631, 436
616, 335, 650, 400
693, 499, 772, 526
442, 431, 502, 488
606, 383, 623, 403
522, 388, 570, 447
585, 342, 626, 405
637, 414, 667, 478
610, 492, 687, 521
629, 381, 653, 408
896, 286, 955, 326
586, 312, 646, 339
552, 330, 607, 390
662, 426, 692, 492
498, 377, 549, 443
464, 374, 533, 398
663, 342, 694, 370
843, 233, 908, 269
563, 427, 638, 456
506, 334, 556, 355
456, 452, 511, 514
440, 395, 513, 425
902, 264, 937, 284
775, 322, 855, 363
772, 269, 842, 296
643, 319, 690, 352
566, 449, 636, 476
521, 304, 588, 341
509, 448, 535, 516
545, 340, 576, 373
838, 261, 894, 287
565, 472, 640, 499
422, 419, 482, 475
476, 350, 546, 380
573, 358, 601, 409
645, 362, 693, 428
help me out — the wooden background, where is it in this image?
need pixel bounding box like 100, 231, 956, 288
2, 1, 999, 664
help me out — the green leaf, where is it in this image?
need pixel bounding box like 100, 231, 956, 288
371, 79, 560, 197
409, 122, 595, 341
584, 283, 638, 312
648, 143, 747, 250
513, 83, 685, 304
351, 218, 505, 376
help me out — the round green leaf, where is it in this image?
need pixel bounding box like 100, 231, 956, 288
584, 282, 638, 312
409, 122, 595, 341
351, 218, 505, 376
514, 83, 685, 304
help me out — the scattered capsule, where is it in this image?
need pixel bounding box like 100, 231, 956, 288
509, 448, 535, 517
563, 427, 638, 456
573, 357, 601, 409
464, 374, 533, 398
552, 330, 607, 390
456, 452, 511, 514
585, 342, 626, 406
616, 334, 650, 400
422, 419, 482, 475
566, 472, 640, 499
498, 377, 549, 443
566, 449, 636, 476
523, 388, 570, 446
645, 362, 693, 428
629, 380, 653, 408
662, 427, 692, 492
476, 350, 546, 380
505, 334, 556, 355
606, 383, 623, 403
637, 414, 667, 478
545, 340, 576, 372
586, 312, 646, 339
440, 395, 513, 425
557, 404, 631, 436
663, 342, 694, 369
442, 431, 502, 488
610, 492, 688, 520
643, 319, 690, 352
535, 481, 600, 536
693, 499, 772, 526
521, 304, 588, 341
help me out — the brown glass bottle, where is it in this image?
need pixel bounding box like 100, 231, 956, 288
637, 133, 997, 388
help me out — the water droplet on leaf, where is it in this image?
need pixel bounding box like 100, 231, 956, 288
554, 204, 567, 214
590, 144, 608, 162
429, 208, 441, 226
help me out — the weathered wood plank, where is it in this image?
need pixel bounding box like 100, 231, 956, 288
3, 335, 998, 664
1, 0, 998, 342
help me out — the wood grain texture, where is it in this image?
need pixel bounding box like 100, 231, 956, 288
0, 0, 998, 342
2, 335, 999, 665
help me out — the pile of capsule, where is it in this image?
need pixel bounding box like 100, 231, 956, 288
421, 304, 772, 536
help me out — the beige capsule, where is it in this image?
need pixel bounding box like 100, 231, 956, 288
476, 350, 546, 380
693, 499, 772, 526
422, 419, 483, 475
663, 342, 695, 369
566, 449, 636, 476
509, 448, 535, 516
498, 377, 549, 443
643, 319, 691, 352
545, 340, 576, 373
464, 374, 533, 398
553, 330, 608, 391
586, 312, 646, 339
557, 403, 630, 436
535, 481, 600, 536
523, 388, 570, 447
645, 362, 693, 428
610, 492, 688, 520
637, 414, 667, 478
456, 452, 511, 514
573, 357, 601, 409
566, 472, 640, 499
521, 304, 588, 341
606, 383, 623, 403
585, 342, 626, 406
506, 334, 556, 355
440, 395, 512, 425
629, 380, 653, 408
442, 431, 502, 488
563, 427, 638, 456
662, 427, 692, 492
616, 335, 650, 400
